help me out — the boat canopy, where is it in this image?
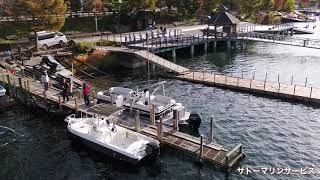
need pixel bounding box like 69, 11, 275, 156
87, 104, 124, 117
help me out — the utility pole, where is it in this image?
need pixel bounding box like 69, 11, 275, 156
94, 10, 98, 32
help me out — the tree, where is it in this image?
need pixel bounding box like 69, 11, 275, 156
68, 0, 82, 12
11, 0, 67, 31
274, 0, 295, 12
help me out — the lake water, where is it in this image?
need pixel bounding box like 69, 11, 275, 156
1, 23, 320, 179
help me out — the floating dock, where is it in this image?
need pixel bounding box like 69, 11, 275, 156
175, 71, 320, 105
0, 67, 245, 170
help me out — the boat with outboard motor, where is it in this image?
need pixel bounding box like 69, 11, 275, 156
65, 105, 160, 164
96, 81, 190, 125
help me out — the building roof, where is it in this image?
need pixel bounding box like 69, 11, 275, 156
209, 4, 241, 25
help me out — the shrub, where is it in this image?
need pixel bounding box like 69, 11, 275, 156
95, 39, 121, 47
74, 42, 95, 53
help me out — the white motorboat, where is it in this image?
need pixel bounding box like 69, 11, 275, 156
65, 105, 160, 164
96, 81, 190, 124
0, 84, 6, 97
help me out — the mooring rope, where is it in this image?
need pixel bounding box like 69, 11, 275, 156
0, 126, 25, 148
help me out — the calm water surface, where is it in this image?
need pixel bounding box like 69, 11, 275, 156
1, 23, 320, 180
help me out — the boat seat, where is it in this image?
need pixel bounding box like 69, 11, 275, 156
125, 139, 147, 153
110, 87, 133, 97
151, 95, 176, 105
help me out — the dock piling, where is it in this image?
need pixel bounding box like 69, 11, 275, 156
305, 77, 308, 87
18, 77, 22, 89
209, 117, 214, 142
294, 85, 296, 95
26, 80, 30, 92
6, 74, 11, 86
250, 79, 252, 89
199, 135, 204, 162
264, 73, 268, 82
253, 71, 255, 80
43, 91, 47, 101
173, 109, 179, 131
193, 67, 195, 80
75, 98, 79, 114
291, 75, 293, 85
150, 104, 156, 125
135, 110, 141, 132
237, 77, 239, 87
202, 70, 205, 83
310, 87, 313, 98
225, 75, 227, 85
241, 70, 244, 78
92, 91, 96, 105
58, 96, 62, 110
277, 74, 280, 83
1, 73, 4, 83
157, 116, 163, 142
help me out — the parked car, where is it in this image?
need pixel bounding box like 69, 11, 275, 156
40, 55, 65, 72
29, 31, 68, 49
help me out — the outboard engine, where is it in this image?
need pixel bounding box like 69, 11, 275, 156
187, 113, 202, 132
145, 141, 160, 158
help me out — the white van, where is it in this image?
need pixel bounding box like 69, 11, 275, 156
33, 31, 68, 49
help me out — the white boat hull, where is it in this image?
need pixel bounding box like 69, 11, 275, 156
67, 116, 160, 164
0, 84, 6, 97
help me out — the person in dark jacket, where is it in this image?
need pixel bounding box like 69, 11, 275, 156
62, 78, 69, 103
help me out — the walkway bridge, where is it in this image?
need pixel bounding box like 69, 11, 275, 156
238, 32, 320, 49
98, 46, 189, 74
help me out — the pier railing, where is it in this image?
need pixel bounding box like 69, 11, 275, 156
177, 69, 320, 105
238, 32, 320, 49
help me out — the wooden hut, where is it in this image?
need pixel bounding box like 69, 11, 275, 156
209, 5, 241, 38
136, 10, 155, 31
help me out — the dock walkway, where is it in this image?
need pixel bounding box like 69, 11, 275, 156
175, 71, 320, 105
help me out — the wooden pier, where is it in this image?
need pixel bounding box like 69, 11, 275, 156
0, 67, 245, 170
175, 71, 320, 105
97, 46, 320, 105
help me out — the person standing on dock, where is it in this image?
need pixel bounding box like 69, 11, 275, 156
83, 82, 90, 106
143, 89, 149, 105
41, 70, 50, 92
68, 78, 73, 98
62, 78, 69, 103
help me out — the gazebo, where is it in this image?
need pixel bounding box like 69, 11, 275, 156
209, 5, 241, 38
136, 10, 155, 31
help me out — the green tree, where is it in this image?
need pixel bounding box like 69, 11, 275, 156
11, 0, 67, 31
68, 0, 82, 12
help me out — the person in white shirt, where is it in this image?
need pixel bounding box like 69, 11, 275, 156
41, 70, 50, 92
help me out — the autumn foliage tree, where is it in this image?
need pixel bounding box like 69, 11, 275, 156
11, 0, 67, 32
